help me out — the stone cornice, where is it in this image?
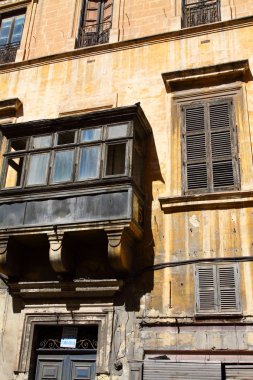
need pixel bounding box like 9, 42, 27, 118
0, 0, 31, 12
162, 60, 250, 92
0, 15, 253, 73
9, 278, 123, 299
159, 190, 253, 213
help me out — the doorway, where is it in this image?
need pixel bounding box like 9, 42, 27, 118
33, 325, 97, 380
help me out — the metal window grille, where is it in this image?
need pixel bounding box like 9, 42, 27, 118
182, 0, 221, 28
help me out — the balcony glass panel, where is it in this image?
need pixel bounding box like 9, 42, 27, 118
107, 124, 128, 139
78, 146, 100, 180
32, 135, 51, 149
51, 150, 74, 183
81, 128, 101, 142
27, 153, 50, 185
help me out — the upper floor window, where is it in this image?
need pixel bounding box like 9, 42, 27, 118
77, 0, 113, 48
181, 98, 240, 194
0, 11, 25, 64
195, 264, 241, 316
182, 0, 221, 28
1, 122, 131, 189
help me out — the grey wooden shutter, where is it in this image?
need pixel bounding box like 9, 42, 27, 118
209, 100, 239, 191
196, 266, 218, 313
218, 264, 240, 312
143, 361, 222, 379
225, 364, 253, 379
183, 104, 208, 192
182, 99, 239, 194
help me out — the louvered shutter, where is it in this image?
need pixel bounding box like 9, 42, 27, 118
209, 100, 239, 190
218, 265, 240, 312
183, 104, 208, 191
225, 364, 253, 379
196, 264, 241, 315
196, 266, 218, 313
143, 361, 222, 380
182, 99, 239, 193
82, 1, 113, 29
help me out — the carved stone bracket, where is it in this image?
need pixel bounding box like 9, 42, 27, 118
106, 228, 136, 273
47, 231, 71, 273
0, 235, 19, 276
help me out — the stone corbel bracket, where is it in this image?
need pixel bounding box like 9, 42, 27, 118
106, 227, 137, 273
0, 235, 19, 276
47, 231, 72, 274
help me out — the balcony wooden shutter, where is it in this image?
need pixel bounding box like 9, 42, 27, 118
182, 99, 239, 193
196, 266, 217, 313
218, 265, 240, 312
143, 361, 222, 379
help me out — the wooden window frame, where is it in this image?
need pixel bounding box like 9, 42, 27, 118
0, 8, 26, 46
0, 122, 133, 190
195, 263, 242, 317
181, 97, 240, 195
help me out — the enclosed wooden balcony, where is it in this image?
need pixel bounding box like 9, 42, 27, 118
0, 104, 151, 285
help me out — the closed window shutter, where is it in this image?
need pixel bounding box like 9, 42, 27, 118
196, 264, 241, 314
196, 266, 217, 313
143, 361, 222, 380
218, 265, 239, 312
209, 101, 238, 190
183, 105, 208, 191
182, 99, 239, 193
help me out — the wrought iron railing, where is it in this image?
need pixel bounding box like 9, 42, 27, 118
182, 0, 221, 28
76, 21, 112, 48
0, 42, 20, 64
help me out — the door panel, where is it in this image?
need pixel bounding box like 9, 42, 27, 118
35, 356, 64, 380
70, 361, 96, 380
35, 355, 96, 380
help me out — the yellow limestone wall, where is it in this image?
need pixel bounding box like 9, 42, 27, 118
0, 0, 253, 379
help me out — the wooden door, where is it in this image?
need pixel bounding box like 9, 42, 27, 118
35, 354, 96, 380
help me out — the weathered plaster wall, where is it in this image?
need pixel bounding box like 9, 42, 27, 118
0, 1, 253, 379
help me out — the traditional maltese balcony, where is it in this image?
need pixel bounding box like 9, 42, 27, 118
0, 104, 151, 285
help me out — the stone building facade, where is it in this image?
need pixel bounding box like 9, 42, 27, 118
0, 0, 253, 379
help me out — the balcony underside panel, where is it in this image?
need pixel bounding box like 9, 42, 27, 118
0, 190, 130, 229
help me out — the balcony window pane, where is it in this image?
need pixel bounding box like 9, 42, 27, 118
78, 145, 100, 180
3, 156, 24, 188
57, 131, 76, 145
107, 124, 128, 139
81, 128, 101, 142
11, 15, 25, 43
9, 137, 27, 152
32, 135, 51, 149
52, 150, 74, 183
27, 153, 49, 185
0, 18, 12, 45
106, 143, 126, 175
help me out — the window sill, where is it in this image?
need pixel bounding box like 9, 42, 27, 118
159, 190, 253, 213
195, 312, 243, 319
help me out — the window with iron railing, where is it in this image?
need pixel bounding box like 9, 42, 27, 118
182, 0, 221, 28
76, 0, 113, 48
0, 11, 25, 64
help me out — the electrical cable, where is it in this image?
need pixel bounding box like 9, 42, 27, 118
133, 255, 253, 277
